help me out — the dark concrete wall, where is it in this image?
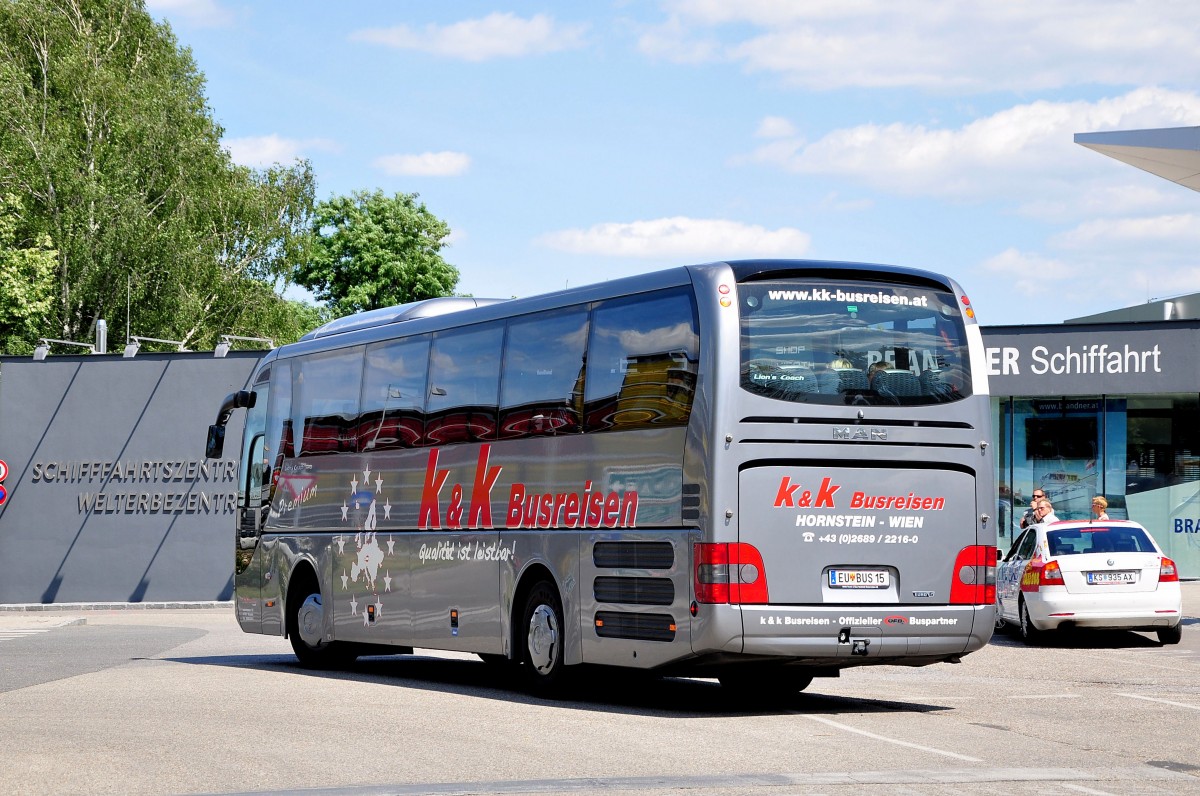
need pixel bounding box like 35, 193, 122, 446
0, 352, 259, 603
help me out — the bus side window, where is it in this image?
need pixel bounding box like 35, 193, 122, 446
293, 347, 365, 457
584, 288, 699, 432
358, 336, 430, 451
426, 322, 504, 445
498, 307, 588, 439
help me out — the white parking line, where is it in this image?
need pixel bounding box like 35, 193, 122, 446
1061, 783, 1117, 795
0, 628, 57, 642
1116, 693, 1200, 710
803, 715, 982, 762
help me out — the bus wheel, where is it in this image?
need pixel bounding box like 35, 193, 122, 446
287, 589, 357, 669
519, 580, 567, 695
719, 668, 813, 698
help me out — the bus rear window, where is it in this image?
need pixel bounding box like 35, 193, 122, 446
739, 280, 971, 406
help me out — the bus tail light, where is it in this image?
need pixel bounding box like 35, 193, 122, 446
949, 545, 996, 604
694, 543, 769, 604
1159, 557, 1179, 583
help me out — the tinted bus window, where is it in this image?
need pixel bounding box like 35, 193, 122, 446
359, 336, 430, 451
584, 289, 699, 431
293, 347, 364, 456
426, 322, 505, 445
739, 279, 971, 406
499, 307, 588, 439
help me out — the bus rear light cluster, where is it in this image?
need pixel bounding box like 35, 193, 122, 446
693, 542, 769, 604
948, 545, 996, 604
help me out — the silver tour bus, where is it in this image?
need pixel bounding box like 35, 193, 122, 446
206, 259, 997, 696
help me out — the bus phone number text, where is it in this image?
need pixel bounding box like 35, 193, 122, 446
811, 533, 920, 545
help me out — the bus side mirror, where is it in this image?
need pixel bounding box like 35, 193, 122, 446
206, 389, 257, 458
206, 424, 225, 459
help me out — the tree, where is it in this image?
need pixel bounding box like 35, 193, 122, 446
296, 189, 460, 318
0, 194, 56, 354
0, 0, 316, 351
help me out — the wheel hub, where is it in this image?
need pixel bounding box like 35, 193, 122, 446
527, 604, 559, 675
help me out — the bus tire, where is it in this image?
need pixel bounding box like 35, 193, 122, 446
287, 586, 357, 669
518, 580, 568, 696
718, 668, 813, 698
1157, 624, 1183, 645
1018, 598, 1044, 645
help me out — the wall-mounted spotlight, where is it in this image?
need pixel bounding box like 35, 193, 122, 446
32, 338, 97, 360
123, 336, 188, 358
213, 335, 275, 358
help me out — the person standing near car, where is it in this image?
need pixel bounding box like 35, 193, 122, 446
1032, 498, 1058, 524
1091, 496, 1110, 521
1021, 488, 1047, 529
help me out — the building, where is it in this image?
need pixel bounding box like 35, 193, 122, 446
984, 126, 1200, 577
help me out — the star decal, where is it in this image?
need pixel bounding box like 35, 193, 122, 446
335, 535, 346, 553
362, 466, 372, 483
340, 570, 348, 589
341, 501, 349, 521
386, 535, 395, 554
350, 477, 359, 495
349, 594, 358, 615
375, 476, 383, 492
383, 571, 392, 592
383, 499, 392, 520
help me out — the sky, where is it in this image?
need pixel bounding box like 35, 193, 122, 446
144, 0, 1200, 326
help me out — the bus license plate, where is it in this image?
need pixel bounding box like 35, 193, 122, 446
828, 569, 890, 589
1087, 571, 1138, 585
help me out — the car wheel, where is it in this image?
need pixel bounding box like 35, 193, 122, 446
1018, 598, 1044, 645
1157, 624, 1183, 645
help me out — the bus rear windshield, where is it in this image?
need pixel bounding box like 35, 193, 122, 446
739, 279, 971, 406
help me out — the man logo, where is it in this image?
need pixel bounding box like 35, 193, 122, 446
833, 427, 887, 441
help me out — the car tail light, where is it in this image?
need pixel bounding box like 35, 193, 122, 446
1020, 557, 1064, 592
1159, 557, 1179, 583
694, 543, 769, 604
1040, 560, 1065, 586
949, 545, 996, 604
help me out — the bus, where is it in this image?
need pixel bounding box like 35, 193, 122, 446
205, 259, 997, 696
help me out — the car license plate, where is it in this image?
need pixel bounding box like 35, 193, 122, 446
828, 569, 890, 588
1086, 571, 1138, 585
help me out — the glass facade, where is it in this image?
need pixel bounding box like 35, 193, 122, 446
994, 393, 1200, 577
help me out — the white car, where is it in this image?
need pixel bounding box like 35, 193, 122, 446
996, 519, 1183, 645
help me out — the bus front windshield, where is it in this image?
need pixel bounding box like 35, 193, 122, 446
739, 279, 972, 406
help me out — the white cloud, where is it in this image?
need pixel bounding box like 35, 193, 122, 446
144, 0, 233, 27
980, 248, 1076, 297
351, 13, 587, 61
224, 135, 339, 168
755, 116, 797, 138
741, 88, 1200, 203
374, 151, 471, 177
536, 217, 811, 258
1051, 213, 1200, 251
645, 2, 1200, 91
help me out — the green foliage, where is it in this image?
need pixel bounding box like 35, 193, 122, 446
0, 0, 317, 351
296, 189, 460, 318
0, 194, 56, 354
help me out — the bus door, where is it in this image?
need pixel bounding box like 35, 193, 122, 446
234, 373, 270, 634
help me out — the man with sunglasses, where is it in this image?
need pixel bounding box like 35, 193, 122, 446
1020, 488, 1047, 530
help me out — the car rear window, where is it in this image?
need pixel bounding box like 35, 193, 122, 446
1046, 527, 1156, 556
